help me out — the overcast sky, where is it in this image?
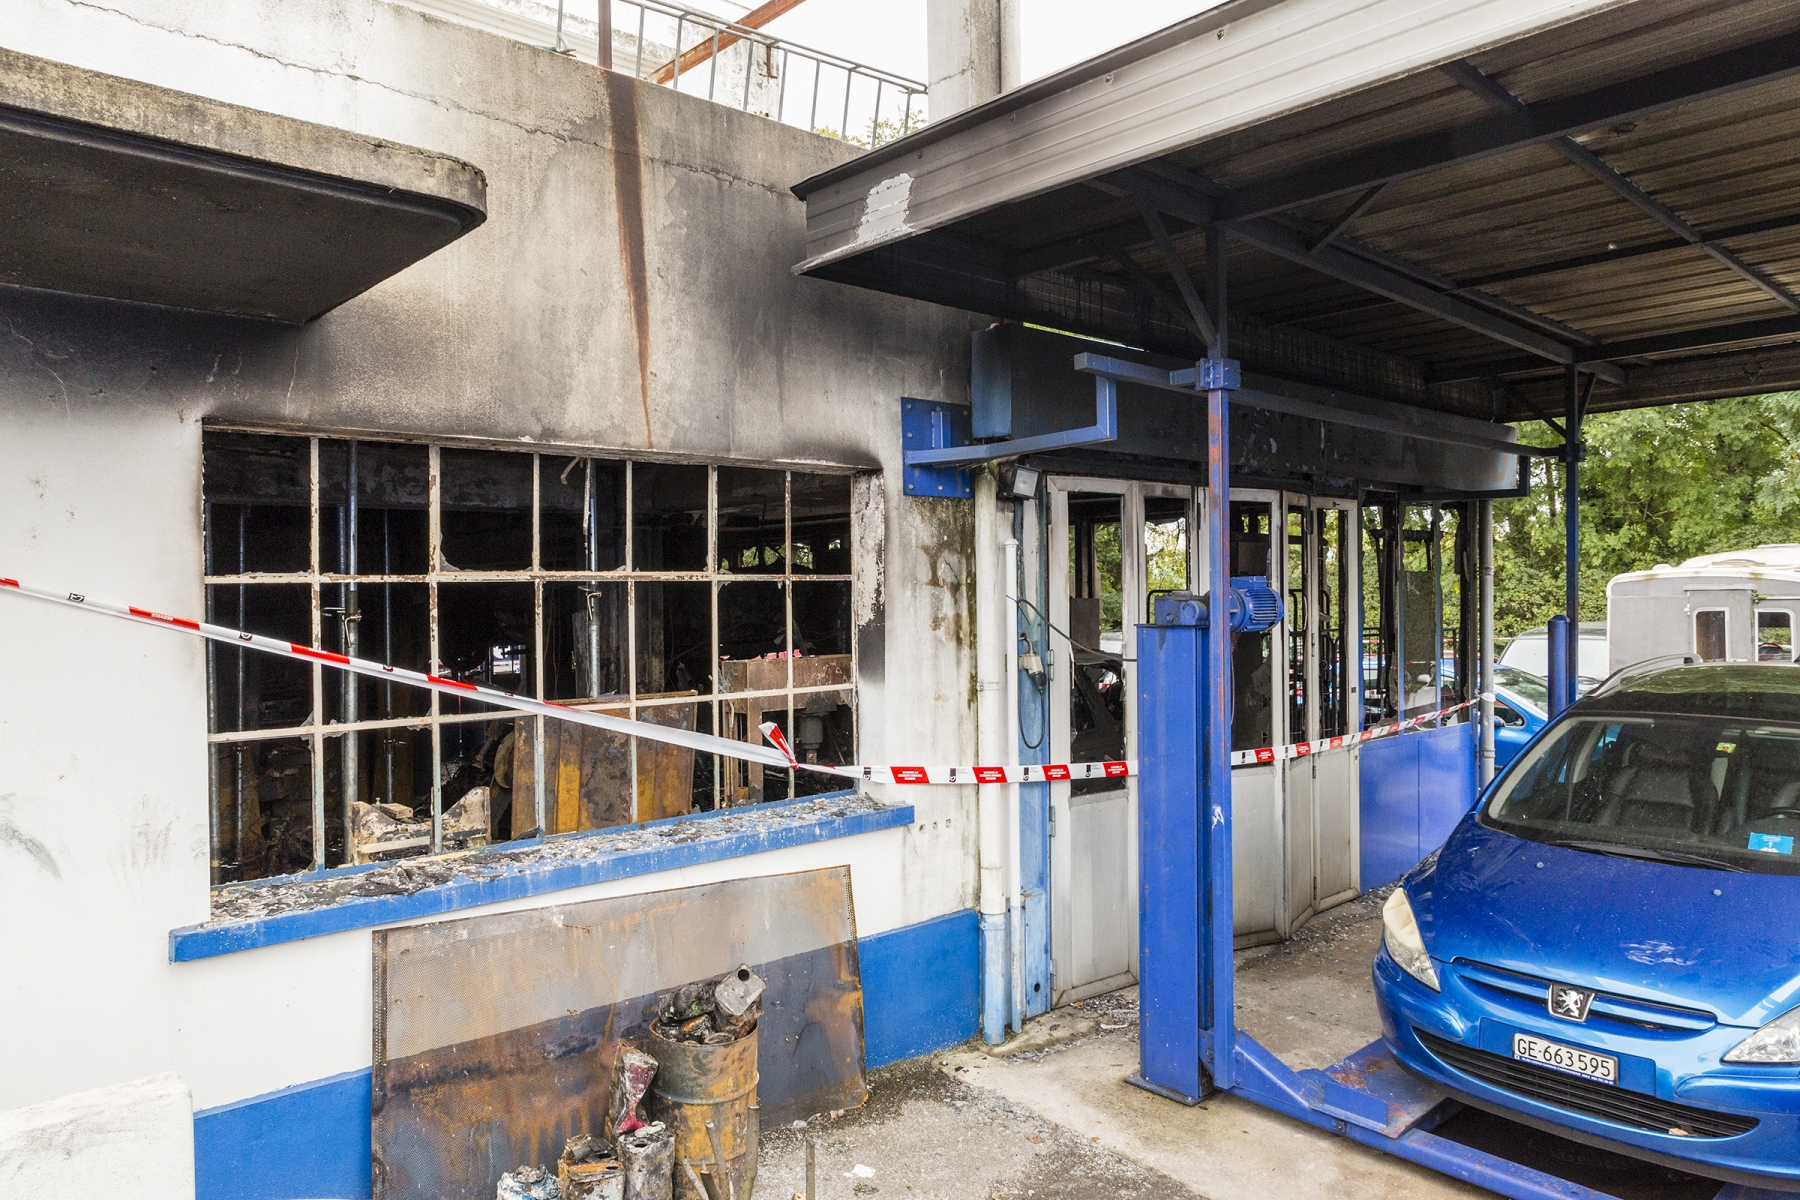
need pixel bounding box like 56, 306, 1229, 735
754, 0, 1220, 86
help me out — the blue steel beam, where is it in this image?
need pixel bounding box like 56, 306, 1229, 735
1072, 352, 1561, 461
903, 375, 1118, 468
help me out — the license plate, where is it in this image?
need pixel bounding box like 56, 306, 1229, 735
1513, 1033, 1618, 1084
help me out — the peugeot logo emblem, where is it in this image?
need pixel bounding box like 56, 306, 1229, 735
1548, 983, 1595, 1022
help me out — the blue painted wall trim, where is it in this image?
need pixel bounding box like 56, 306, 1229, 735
860, 908, 980, 1067
193, 910, 980, 1197
195, 1069, 373, 1200
172, 793, 912, 961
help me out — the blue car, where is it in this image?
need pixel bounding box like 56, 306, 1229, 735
1493, 664, 1550, 770
1374, 664, 1800, 1189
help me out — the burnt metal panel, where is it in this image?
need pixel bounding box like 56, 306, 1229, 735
977, 325, 1515, 493
371, 867, 867, 1200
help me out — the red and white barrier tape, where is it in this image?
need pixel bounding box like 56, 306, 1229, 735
0, 576, 1485, 789
759, 723, 1135, 787
1227, 696, 1487, 767
0, 576, 795, 772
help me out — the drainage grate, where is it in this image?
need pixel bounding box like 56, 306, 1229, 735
1415, 1029, 1759, 1139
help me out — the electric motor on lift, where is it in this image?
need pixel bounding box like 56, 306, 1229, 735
1152, 577, 1282, 633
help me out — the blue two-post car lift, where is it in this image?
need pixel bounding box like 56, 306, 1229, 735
1130, 361, 1786, 1200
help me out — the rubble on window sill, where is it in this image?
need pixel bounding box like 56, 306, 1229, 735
206, 792, 891, 925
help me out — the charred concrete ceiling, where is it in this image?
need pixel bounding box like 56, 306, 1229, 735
0, 46, 487, 323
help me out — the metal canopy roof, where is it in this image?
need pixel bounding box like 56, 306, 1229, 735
792, 0, 1800, 424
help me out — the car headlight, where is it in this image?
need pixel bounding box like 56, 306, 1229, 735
1724, 1006, 1800, 1064
1382, 888, 1439, 991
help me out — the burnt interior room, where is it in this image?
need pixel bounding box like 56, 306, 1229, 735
200, 431, 858, 880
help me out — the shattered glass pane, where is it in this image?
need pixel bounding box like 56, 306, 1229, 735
436, 582, 536, 708
793, 690, 854, 796
206, 583, 313, 734
438, 716, 521, 840
330, 725, 444, 869
441, 448, 533, 571
632, 463, 708, 571
214, 736, 313, 883
719, 580, 788, 663
204, 431, 310, 575
790, 473, 852, 575
634, 581, 712, 697
321, 582, 431, 724
543, 581, 628, 701
542, 456, 626, 572
320, 440, 431, 576
717, 467, 786, 575
791, 581, 850, 658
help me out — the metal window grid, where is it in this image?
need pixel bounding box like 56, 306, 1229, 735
201, 430, 858, 880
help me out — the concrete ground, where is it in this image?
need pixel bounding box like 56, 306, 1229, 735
758, 887, 1498, 1200
759, 888, 1732, 1200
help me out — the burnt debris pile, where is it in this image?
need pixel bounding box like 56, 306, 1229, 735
496, 964, 766, 1200
653, 964, 767, 1045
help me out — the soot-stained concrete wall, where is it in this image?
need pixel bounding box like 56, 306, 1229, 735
0, 0, 982, 1115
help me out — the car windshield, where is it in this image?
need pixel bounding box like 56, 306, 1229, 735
1494, 665, 1549, 718
1483, 708, 1800, 875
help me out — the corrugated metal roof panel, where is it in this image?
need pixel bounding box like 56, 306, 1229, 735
794, 0, 1800, 420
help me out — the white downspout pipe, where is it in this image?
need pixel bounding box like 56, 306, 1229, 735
1003, 533, 1024, 1035
975, 470, 1007, 1043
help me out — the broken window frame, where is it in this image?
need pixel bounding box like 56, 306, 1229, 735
202, 427, 858, 884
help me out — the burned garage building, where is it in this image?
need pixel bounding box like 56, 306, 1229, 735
0, 5, 978, 1195
10, 0, 1800, 1196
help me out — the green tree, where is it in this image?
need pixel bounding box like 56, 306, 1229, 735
1493, 393, 1800, 637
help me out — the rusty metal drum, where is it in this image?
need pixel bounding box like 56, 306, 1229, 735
645, 1027, 758, 1200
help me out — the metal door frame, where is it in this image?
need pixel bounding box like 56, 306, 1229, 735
1310, 495, 1363, 910
1045, 474, 1197, 1003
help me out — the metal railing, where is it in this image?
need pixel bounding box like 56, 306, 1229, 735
535, 0, 927, 147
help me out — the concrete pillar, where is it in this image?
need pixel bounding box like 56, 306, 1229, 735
926, 0, 1022, 118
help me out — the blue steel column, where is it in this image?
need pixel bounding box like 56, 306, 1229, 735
1135, 616, 1205, 1102
1547, 615, 1569, 719
1203, 225, 1236, 1091
1203, 377, 1236, 1090
1563, 366, 1581, 707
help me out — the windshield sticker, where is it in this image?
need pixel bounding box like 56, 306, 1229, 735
1748, 833, 1795, 855
1717, 741, 1738, 753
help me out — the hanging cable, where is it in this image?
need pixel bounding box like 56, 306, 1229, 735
1012, 593, 1137, 664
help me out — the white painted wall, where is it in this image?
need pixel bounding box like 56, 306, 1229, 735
0, 0, 980, 1119
0, 1073, 194, 1198
0, 398, 946, 1110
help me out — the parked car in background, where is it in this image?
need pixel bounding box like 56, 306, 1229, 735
1499, 622, 1609, 694
1375, 663, 1800, 1190
1491, 665, 1549, 769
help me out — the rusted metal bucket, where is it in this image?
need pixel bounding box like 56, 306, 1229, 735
646, 1026, 758, 1200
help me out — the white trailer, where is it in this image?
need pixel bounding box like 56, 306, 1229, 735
1607, 546, 1800, 674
